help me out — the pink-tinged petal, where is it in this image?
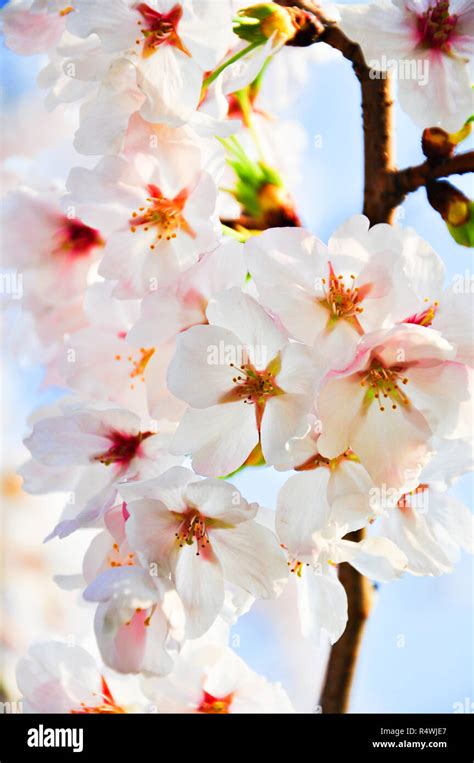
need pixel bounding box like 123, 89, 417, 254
16, 642, 101, 714
24, 415, 110, 467
338, 3, 418, 63
174, 542, 224, 638
297, 567, 348, 645
2, 8, 65, 55
167, 324, 239, 407
260, 393, 312, 465
206, 289, 286, 369
350, 401, 433, 490
120, 465, 197, 508
171, 403, 258, 477
144, 341, 187, 422
127, 291, 203, 347
277, 471, 331, 556
125, 498, 180, 572
397, 52, 473, 132
211, 521, 287, 598
317, 375, 366, 459
184, 479, 256, 522
405, 362, 473, 439
359, 323, 455, 368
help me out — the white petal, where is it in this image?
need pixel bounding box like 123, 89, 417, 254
174, 542, 224, 638
171, 403, 258, 477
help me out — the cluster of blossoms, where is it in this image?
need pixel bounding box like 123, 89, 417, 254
1, 0, 472, 713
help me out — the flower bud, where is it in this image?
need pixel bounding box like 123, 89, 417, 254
427, 180, 474, 247
422, 119, 472, 162
234, 3, 296, 45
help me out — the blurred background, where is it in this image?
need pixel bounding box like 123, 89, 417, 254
0, 0, 472, 713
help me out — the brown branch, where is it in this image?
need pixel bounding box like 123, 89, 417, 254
389, 150, 474, 208
278, 2, 396, 223
319, 529, 374, 713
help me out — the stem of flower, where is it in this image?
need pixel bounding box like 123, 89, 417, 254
202, 41, 261, 94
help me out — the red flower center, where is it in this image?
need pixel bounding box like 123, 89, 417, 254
197, 690, 233, 714
134, 3, 191, 58
130, 183, 195, 248
94, 430, 154, 466
417, 1, 458, 51
53, 217, 103, 258
71, 677, 125, 714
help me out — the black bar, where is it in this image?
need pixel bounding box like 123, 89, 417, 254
0, 712, 472, 760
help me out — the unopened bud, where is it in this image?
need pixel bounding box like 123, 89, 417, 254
422, 119, 472, 162
234, 3, 296, 45
427, 180, 470, 226
427, 180, 474, 247
257, 182, 300, 227
260, 4, 296, 42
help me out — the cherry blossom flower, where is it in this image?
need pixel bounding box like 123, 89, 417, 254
142, 642, 294, 713
338, 0, 474, 131
317, 323, 472, 490
1, 189, 104, 306
122, 466, 288, 637
61, 282, 160, 419
126, 240, 247, 418
245, 217, 401, 370
168, 288, 317, 476
65, 152, 220, 297
20, 402, 181, 539
276, 470, 408, 643
66, 0, 233, 127
376, 439, 474, 575
84, 564, 185, 675
1, 0, 70, 56
389, 226, 474, 366
16, 642, 132, 713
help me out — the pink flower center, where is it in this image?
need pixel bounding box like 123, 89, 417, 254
93, 430, 154, 466
197, 690, 233, 714
416, 1, 458, 51
360, 363, 410, 412
53, 217, 103, 258
320, 263, 371, 326
130, 184, 195, 248
404, 300, 439, 327
134, 3, 191, 58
